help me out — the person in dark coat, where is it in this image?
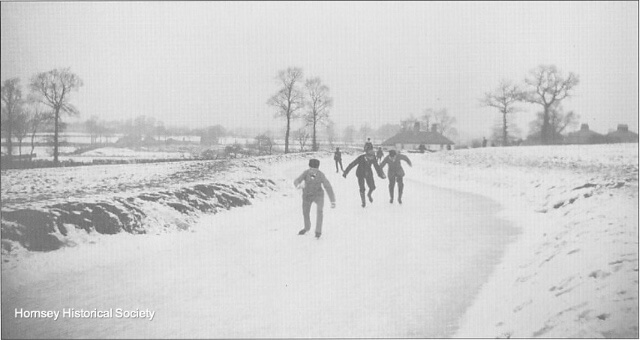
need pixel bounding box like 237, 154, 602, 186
379, 149, 412, 204
363, 138, 373, 152
343, 149, 386, 207
376, 147, 384, 162
333, 147, 344, 173
294, 159, 336, 238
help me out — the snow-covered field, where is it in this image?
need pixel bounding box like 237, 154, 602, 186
413, 144, 638, 338
1, 144, 637, 338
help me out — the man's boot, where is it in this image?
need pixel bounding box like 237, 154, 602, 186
360, 191, 366, 208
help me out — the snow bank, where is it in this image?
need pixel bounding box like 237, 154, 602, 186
411, 144, 638, 338
0, 156, 307, 259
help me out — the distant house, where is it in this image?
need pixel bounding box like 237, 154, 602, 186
381, 122, 454, 152
606, 124, 639, 144
565, 124, 605, 145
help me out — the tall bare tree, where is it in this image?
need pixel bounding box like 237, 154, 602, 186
528, 104, 579, 144
267, 67, 305, 154
1, 78, 24, 163
30, 68, 83, 164
523, 65, 579, 145
304, 77, 333, 151
482, 80, 523, 146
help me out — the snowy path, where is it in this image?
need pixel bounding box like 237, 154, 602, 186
1, 156, 518, 338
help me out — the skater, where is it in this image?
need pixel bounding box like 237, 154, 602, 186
294, 158, 336, 238
334, 147, 344, 173
343, 149, 386, 208
363, 138, 373, 153
376, 147, 384, 163
379, 149, 412, 204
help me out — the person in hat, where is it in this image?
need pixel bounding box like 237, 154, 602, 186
293, 158, 336, 238
379, 149, 412, 204
343, 149, 386, 208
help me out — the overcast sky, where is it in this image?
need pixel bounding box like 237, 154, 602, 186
1, 1, 638, 140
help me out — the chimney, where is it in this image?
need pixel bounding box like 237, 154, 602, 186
431, 124, 438, 133
580, 124, 589, 131
617, 124, 629, 132
413, 122, 420, 132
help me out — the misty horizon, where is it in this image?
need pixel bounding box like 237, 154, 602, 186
2, 2, 638, 143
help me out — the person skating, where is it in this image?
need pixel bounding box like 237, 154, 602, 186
379, 149, 412, 204
294, 158, 336, 239
342, 149, 386, 208
376, 147, 384, 162
333, 147, 344, 173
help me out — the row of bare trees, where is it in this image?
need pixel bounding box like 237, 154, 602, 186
1, 68, 83, 165
482, 64, 580, 146
267, 67, 333, 153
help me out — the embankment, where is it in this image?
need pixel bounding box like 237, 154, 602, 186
412, 144, 638, 338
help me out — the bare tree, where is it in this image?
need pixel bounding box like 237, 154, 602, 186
267, 67, 305, 154
29, 68, 83, 164
432, 108, 457, 138
490, 119, 522, 146
1, 78, 24, 162
304, 77, 333, 151
528, 104, 579, 144
482, 80, 523, 146
27, 105, 51, 157
294, 127, 310, 152
13, 110, 29, 156
523, 65, 579, 145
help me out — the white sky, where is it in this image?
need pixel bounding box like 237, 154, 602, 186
1, 1, 638, 139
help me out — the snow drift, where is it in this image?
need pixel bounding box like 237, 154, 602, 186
0, 157, 289, 256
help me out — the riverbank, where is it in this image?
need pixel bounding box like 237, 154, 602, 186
411, 144, 638, 338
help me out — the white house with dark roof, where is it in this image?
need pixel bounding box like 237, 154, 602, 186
381, 123, 454, 152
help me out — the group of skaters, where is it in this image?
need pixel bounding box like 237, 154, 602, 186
293, 138, 411, 238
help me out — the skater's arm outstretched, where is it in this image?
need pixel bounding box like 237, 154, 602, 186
400, 154, 412, 167
342, 156, 360, 178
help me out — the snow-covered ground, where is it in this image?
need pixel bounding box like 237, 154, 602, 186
1, 144, 637, 338
412, 144, 638, 338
